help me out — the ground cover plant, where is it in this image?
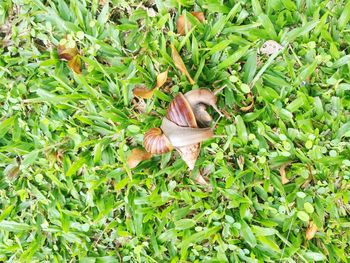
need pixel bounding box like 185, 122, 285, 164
0, 0, 350, 262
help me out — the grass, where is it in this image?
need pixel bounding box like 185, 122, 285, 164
0, 0, 350, 262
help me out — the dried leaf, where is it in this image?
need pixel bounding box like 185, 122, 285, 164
237, 155, 245, 170
58, 43, 78, 61
133, 70, 168, 99
240, 94, 255, 112
133, 86, 155, 99
5, 165, 20, 180
195, 173, 209, 186
306, 221, 318, 240
176, 12, 205, 35
67, 55, 82, 74
260, 40, 283, 56
155, 70, 168, 88
192, 12, 205, 22
279, 162, 290, 184
127, 148, 152, 168
147, 8, 157, 18
170, 44, 195, 84
132, 98, 147, 113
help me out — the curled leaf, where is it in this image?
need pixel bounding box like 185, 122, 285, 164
170, 44, 195, 84
279, 162, 290, 184
260, 40, 283, 56
306, 221, 317, 240
133, 70, 168, 99
240, 93, 255, 112
127, 148, 152, 168
57, 40, 78, 61
67, 55, 82, 74
176, 12, 205, 35
133, 86, 155, 99
58, 39, 82, 74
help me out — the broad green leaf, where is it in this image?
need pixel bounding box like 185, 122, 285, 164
240, 220, 257, 247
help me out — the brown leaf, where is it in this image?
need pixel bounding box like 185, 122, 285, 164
127, 148, 152, 168
133, 86, 155, 99
170, 44, 195, 84
176, 12, 205, 35
237, 155, 245, 170
58, 42, 78, 61
6, 165, 20, 180
306, 221, 317, 240
155, 70, 168, 88
67, 55, 82, 74
240, 94, 255, 112
279, 162, 290, 184
133, 70, 168, 99
191, 12, 205, 22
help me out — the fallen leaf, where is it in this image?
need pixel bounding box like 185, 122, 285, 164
240, 93, 255, 112
176, 12, 205, 35
132, 98, 147, 113
133, 70, 168, 99
306, 221, 317, 240
155, 70, 168, 88
127, 148, 152, 168
5, 165, 20, 180
260, 40, 283, 56
58, 42, 78, 61
170, 44, 195, 84
279, 162, 290, 184
147, 8, 157, 18
67, 55, 82, 74
133, 86, 155, 99
195, 173, 209, 186
192, 12, 205, 22
237, 155, 244, 170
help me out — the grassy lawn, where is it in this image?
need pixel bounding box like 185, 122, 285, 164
1, 0, 350, 262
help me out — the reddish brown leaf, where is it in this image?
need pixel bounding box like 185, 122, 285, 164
176, 12, 205, 35
170, 44, 195, 84
306, 221, 317, 240
58, 43, 78, 61
67, 55, 82, 74
127, 148, 152, 168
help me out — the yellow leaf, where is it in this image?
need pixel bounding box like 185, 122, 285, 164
240, 94, 255, 112
170, 44, 195, 85
133, 86, 155, 99
127, 148, 152, 168
155, 70, 168, 88
306, 221, 317, 240
67, 55, 82, 74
